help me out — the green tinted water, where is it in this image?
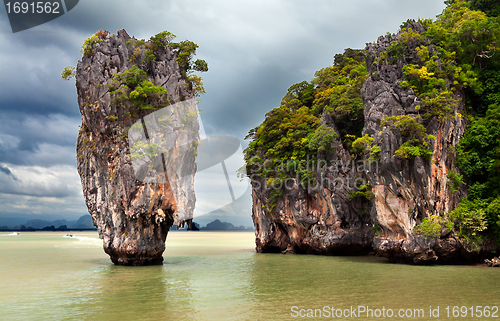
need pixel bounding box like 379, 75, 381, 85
0, 232, 499, 320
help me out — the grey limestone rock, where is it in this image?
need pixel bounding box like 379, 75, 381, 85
361, 22, 466, 263
251, 21, 498, 263
75, 30, 198, 265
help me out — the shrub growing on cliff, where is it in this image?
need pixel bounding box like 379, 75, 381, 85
268, 188, 284, 212
61, 66, 75, 80
193, 59, 209, 72
447, 170, 465, 193
108, 65, 169, 112
349, 134, 380, 161
186, 74, 206, 97
150, 31, 209, 84
380, 115, 435, 160
130, 141, 162, 159
307, 124, 338, 152
346, 183, 374, 202
401, 64, 458, 121
311, 49, 368, 138
449, 199, 488, 247
415, 215, 443, 238
244, 104, 320, 185
81, 30, 109, 56
351, 134, 374, 155
415, 215, 454, 238
142, 50, 156, 64
151, 31, 176, 49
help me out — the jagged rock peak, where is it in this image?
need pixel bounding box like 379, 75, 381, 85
75, 29, 199, 265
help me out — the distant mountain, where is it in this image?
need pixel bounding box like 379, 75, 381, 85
193, 189, 254, 228
0, 215, 95, 230
24, 219, 73, 229
169, 219, 252, 231
73, 215, 94, 229
200, 219, 252, 231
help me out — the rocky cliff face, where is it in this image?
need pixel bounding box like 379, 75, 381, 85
251, 22, 496, 263
252, 112, 374, 255
361, 22, 466, 263
75, 30, 198, 265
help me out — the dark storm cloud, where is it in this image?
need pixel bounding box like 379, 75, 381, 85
0, 111, 79, 166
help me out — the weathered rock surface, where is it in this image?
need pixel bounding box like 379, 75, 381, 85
251, 22, 498, 263
252, 113, 374, 256
360, 22, 465, 263
362, 21, 499, 263
75, 30, 198, 265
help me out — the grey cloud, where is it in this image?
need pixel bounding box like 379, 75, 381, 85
0, 165, 81, 198
0, 192, 87, 220
0, 165, 17, 180
0, 111, 79, 166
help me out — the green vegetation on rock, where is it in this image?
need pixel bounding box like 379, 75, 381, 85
312, 48, 368, 139
415, 215, 454, 238
427, 0, 500, 245
350, 134, 380, 161
81, 30, 109, 56
61, 66, 75, 80
244, 49, 367, 185
380, 115, 436, 160
108, 65, 169, 112
447, 170, 465, 193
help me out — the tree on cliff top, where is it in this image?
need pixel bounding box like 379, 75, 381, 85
446, 0, 500, 17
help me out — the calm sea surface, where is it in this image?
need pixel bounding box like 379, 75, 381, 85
0, 231, 499, 320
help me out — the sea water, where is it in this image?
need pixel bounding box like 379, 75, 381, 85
0, 231, 499, 320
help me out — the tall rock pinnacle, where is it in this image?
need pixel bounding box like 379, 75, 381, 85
75, 29, 201, 265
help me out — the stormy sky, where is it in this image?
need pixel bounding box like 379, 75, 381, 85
0, 0, 446, 224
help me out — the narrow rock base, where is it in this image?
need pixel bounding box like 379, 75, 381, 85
110, 256, 164, 266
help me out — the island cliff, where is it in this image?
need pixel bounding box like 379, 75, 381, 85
74, 29, 205, 265
361, 22, 467, 263
246, 2, 500, 264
